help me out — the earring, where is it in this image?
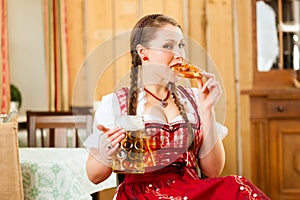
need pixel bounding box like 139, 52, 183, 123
143, 56, 149, 61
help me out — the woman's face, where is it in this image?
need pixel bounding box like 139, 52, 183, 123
141, 24, 185, 84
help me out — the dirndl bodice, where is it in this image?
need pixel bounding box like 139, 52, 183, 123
114, 86, 203, 170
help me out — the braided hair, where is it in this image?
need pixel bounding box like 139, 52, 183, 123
128, 14, 194, 150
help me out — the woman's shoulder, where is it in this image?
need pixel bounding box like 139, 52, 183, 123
96, 92, 120, 110
100, 86, 129, 102
114, 86, 130, 97
100, 93, 114, 104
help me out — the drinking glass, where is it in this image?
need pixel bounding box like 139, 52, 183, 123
111, 115, 146, 174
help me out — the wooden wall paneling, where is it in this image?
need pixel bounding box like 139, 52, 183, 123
141, 0, 164, 16
188, 0, 206, 48
88, 43, 115, 102
141, 0, 185, 34
86, 0, 115, 100
236, 0, 253, 179
163, 0, 185, 32
65, 0, 85, 105
206, 0, 237, 175
86, 0, 114, 52
113, 0, 139, 89
187, 0, 206, 88
114, 0, 139, 33
239, 95, 251, 178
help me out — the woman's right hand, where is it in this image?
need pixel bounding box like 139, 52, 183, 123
86, 125, 125, 184
97, 125, 126, 165
196, 70, 222, 112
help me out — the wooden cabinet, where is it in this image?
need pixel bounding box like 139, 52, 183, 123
269, 119, 300, 198
244, 89, 300, 200
242, 1, 300, 199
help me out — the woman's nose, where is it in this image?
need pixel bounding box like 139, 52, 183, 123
173, 53, 184, 62
173, 46, 185, 60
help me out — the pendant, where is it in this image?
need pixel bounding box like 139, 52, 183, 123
161, 100, 168, 108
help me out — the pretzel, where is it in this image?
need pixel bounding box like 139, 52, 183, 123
170, 63, 202, 79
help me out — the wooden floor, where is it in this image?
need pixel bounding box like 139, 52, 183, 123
92, 188, 116, 200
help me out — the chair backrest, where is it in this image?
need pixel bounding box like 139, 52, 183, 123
26, 111, 93, 147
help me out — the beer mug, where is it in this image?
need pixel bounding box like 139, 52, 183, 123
111, 115, 146, 174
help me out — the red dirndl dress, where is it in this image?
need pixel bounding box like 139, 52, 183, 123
113, 87, 270, 200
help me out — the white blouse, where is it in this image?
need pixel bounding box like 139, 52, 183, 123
84, 87, 228, 149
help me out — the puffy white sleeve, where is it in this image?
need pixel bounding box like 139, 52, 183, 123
83, 93, 121, 149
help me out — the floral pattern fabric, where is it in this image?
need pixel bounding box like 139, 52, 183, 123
19, 148, 117, 200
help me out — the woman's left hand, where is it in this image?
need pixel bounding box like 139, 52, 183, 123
197, 70, 222, 111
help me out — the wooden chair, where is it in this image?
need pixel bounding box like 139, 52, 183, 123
26, 111, 93, 147
0, 123, 24, 199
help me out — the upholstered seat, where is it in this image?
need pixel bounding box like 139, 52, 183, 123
0, 122, 24, 199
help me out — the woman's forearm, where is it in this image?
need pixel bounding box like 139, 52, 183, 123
198, 108, 225, 177
86, 149, 112, 184
199, 140, 225, 177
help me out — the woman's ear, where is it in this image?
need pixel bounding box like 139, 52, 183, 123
136, 44, 148, 58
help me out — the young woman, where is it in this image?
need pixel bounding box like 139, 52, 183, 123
85, 14, 270, 200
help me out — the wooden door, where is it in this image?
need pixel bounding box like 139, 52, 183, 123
269, 120, 300, 200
